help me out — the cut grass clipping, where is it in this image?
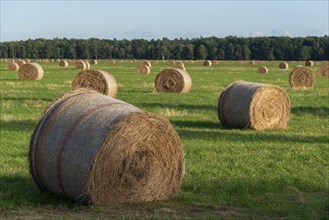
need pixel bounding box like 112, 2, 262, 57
218, 81, 290, 130
154, 68, 192, 93
289, 67, 316, 89
29, 89, 185, 205
18, 63, 44, 80
71, 69, 118, 97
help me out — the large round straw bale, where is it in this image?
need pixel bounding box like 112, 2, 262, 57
218, 81, 290, 130
203, 60, 212, 66
279, 62, 289, 69
257, 66, 268, 74
72, 70, 117, 97
18, 63, 44, 80
59, 60, 69, 67
318, 63, 329, 77
8, 63, 20, 71
155, 68, 192, 93
137, 65, 151, 74
29, 89, 184, 205
289, 67, 316, 89
141, 60, 151, 68
305, 60, 314, 67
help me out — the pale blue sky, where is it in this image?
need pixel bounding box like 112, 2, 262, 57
1, 0, 328, 42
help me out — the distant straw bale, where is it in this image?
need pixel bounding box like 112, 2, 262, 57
289, 67, 316, 89
155, 68, 192, 93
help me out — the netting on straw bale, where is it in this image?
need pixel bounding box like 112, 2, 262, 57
279, 62, 289, 69
289, 67, 316, 89
72, 70, 117, 97
136, 65, 151, 74
257, 66, 268, 74
8, 63, 19, 71
29, 89, 184, 205
18, 63, 44, 80
218, 81, 290, 131
203, 60, 212, 66
154, 68, 192, 93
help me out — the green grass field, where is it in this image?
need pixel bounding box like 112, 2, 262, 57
1, 60, 328, 219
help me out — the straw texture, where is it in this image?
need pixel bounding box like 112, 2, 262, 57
29, 89, 184, 205
154, 68, 192, 93
289, 67, 316, 89
18, 63, 44, 80
72, 70, 117, 97
218, 81, 290, 130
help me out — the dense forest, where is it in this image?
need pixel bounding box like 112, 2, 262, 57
0, 36, 328, 60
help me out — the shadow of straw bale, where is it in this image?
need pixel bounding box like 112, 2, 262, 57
292, 107, 329, 117
176, 129, 329, 144
0, 119, 37, 132
138, 102, 216, 111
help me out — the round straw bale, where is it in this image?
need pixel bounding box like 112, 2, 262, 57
17, 60, 26, 66
90, 60, 98, 65
203, 60, 212, 66
141, 60, 151, 68
289, 67, 316, 89
59, 60, 69, 67
154, 68, 192, 93
248, 61, 256, 65
72, 70, 117, 97
318, 63, 329, 77
29, 89, 184, 205
75, 61, 90, 70
305, 60, 314, 67
137, 65, 151, 74
279, 62, 289, 69
8, 63, 20, 71
43, 59, 50, 63
173, 62, 186, 71
257, 66, 268, 74
218, 81, 290, 130
18, 63, 44, 80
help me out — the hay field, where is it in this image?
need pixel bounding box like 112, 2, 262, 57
0, 60, 328, 219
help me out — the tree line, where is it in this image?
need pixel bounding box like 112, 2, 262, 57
0, 36, 328, 61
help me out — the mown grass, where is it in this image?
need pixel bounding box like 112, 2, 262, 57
0, 60, 328, 219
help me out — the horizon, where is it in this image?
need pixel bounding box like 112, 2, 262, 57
1, 1, 328, 42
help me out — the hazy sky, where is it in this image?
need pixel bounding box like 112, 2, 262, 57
1, 0, 328, 42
